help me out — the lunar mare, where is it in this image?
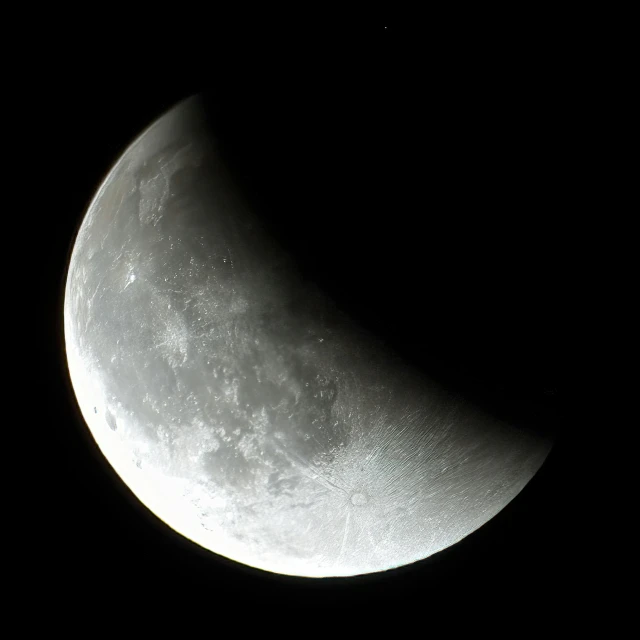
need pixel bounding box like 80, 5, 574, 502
64, 96, 551, 577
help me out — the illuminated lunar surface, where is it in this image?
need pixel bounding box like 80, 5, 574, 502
64, 96, 552, 577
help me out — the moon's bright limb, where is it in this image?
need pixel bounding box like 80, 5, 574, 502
64, 96, 552, 577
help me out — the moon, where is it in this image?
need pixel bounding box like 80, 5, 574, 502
64, 95, 552, 578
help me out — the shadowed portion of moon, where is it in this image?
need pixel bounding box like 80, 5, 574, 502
64, 96, 552, 577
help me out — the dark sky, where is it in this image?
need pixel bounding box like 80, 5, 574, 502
37, 23, 582, 615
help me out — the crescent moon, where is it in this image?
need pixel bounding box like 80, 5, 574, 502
64, 95, 552, 577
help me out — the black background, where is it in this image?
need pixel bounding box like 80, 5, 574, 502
39, 23, 583, 616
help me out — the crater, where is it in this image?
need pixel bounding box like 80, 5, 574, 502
350, 492, 368, 506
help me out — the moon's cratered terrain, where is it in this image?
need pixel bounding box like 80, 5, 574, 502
64, 96, 552, 577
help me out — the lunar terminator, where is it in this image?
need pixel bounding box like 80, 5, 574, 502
64, 96, 552, 577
